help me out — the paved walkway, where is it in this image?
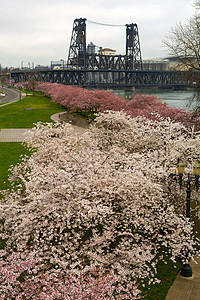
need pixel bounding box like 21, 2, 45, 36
0, 113, 86, 142
50, 112, 86, 134
0, 128, 29, 142
166, 257, 200, 300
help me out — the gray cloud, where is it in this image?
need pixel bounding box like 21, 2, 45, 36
0, 0, 195, 67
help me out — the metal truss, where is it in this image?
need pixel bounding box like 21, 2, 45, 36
126, 23, 143, 70
67, 18, 143, 70
11, 70, 195, 89
0, 74, 10, 83
67, 18, 87, 68
86, 54, 141, 70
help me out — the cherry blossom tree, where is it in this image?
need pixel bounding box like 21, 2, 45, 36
124, 93, 200, 130
1, 112, 199, 293
15, 81, 200, 131
34, 82, 127, 113
7, 78, 200, 298
0, 250, 141, 299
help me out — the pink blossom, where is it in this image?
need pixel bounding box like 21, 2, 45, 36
0, 250, 141, 299
14, 81, 200, 130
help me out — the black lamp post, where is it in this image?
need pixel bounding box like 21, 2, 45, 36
177, 160, 200, 277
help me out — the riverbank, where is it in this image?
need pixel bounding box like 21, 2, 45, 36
112, 88, 196, 111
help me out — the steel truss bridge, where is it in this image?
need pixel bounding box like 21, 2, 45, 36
10, 18, 198, 89
11, 69, 196, 89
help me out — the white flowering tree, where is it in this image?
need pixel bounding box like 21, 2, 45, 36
0, 111, 200, 297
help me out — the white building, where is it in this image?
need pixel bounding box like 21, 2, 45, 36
142, 59, 170, 71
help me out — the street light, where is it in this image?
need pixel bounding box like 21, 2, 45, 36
193, 161, 200, 191
176, 160, 200, 277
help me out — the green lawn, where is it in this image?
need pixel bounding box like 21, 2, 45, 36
0, 94, 67, 188
140, 258, 181, 299
0, 143, 31, 190
0, 94, 67, 128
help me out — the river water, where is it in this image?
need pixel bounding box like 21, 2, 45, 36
113, 89, 197, 112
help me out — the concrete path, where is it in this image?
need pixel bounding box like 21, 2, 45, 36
165, 256, 200, 300
0, 113, 86, 142
0, 129, 30, 142
50, 112, 86, 134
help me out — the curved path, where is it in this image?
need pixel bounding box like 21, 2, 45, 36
0, 113, 85, 142
0, 86, 22, 105
0, 88, 86, 142
51, 112, 86, 134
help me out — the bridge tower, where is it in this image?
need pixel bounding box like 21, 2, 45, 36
126, 23, 143, 70
67, 18, 143, 70
67, 18, 87, 68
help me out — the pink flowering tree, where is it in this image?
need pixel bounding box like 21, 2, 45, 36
15, 81, 200, 131
123, 93, 200, 130
0, 250, 141, 299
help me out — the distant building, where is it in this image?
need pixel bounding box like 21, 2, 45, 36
142, 59, 169, 71
50, 60, 67, 70
166, 56, 198, 71
87, 42, 96, 55
98, 48, 116, 56
9, 67, 21, 72
35, 65, 50, 70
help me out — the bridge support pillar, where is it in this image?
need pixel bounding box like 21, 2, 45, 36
125, 87, 135, 91
124, 87, 135, 100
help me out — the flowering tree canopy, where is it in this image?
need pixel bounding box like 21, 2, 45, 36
0, 112, 199, 292
2, 82, 200, 297
0, 250, 141, 300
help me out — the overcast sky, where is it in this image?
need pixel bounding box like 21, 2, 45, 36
0, 0, 195, 67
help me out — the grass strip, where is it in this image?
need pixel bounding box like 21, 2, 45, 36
0, 142, 31, 190
139, 258, 181, 299
0, 94, 66, 128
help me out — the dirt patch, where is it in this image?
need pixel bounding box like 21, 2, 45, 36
59, 112, 90, 129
